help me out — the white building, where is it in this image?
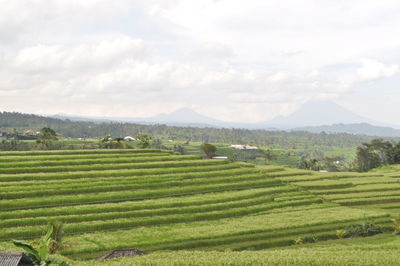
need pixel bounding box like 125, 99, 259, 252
212, 156, 228, 159
229, 144, 258, 150
123, 136, 135, 142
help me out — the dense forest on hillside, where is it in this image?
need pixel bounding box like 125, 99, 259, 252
0, 112, 393, 150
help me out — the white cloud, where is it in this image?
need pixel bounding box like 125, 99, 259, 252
1, 0, 400, 123
357, 58, 400, 81
12, 37, 149, 73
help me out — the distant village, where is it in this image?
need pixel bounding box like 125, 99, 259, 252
0, 130, 39, 141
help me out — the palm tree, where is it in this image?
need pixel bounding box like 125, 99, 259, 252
12, 224, 69, 266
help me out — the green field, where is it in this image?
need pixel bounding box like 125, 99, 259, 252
0, 149, 399, 265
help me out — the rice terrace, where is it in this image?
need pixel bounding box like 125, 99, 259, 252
1, 145, 400, 265
3, 1, 400, 265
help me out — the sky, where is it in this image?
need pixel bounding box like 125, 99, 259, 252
1, 0, 400, 124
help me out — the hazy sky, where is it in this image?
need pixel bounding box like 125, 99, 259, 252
1, 0, 400, 123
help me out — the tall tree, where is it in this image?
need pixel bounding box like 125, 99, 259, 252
36, 127, 58, 150
200, 143, 217, 158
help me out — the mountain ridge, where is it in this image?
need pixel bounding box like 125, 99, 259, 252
50, 100, 399, 131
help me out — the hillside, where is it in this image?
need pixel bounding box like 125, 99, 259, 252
265, 101, 382, 128
1, 149, 400, 265
295, 123, 400, 137
0, 111, 389, 149
51, 101, 398, 131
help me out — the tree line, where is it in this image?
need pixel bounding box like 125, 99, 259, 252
355, 139, 400, 172
298, 139, 400, 172
0, 111, 389, 150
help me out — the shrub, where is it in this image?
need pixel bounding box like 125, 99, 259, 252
343, 221, 382, 238
200, 143, 217, 158
335, 229, 347, 239
390, 218, 400, 235
293, 236, 318, 245
136, 134, 152, 148
48, 221, 65, 254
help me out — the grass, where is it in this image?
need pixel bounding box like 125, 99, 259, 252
1, 149, 400, 265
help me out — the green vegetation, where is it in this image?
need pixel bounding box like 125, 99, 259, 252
356, 139, 400, 172
200, 142, 217, 158
1, 149, 400, 265
13, 224, 69, 266
0, 112, 388, 162
36, 127, 58, 150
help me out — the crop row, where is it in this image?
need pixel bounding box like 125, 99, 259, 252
59, 205, 387, 259
0, 161, 239, 182
344, 177, 397, 185
323, 190, 400, 201
0, 152, 173, 163
336, 195, 400, 206
0, 198, 322, 240
0, 187, 300, 220
0, 172, 270, 200
176, 218, 391, 252
0, 159, 224, 175
1, 172, 261, 200
75, 249, 400, 266
65, 215, 390, 259
291, 180, 354, 190
311, 183, 400, 195
0, 149, 168, 156
0, 168, 257, 192
0, 195, 279, 228
277, 173, 384, 183
265, 171, 311, 178
0, 154, 201, 168
0, 177, 285, 211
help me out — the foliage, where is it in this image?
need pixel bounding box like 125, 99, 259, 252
298, 157, 320, 171
98, 135, 125, 149
136, 134, 152, 148
12, 225, 69, 266
262, 149, 276, 164
200, 143, 217, 158
355, 139, 400, 172
390, 218, 400, 235
173, 144, 185, 154
0, 148, 395, 263
293, 235, 318, 245
335, 229, 347, 239
298, 156, 346, 172
48, 221, 65, 254
0, 111, 387, 150
152, 139, 167, 149
36, 127, 58, 150
343, 221, 382, 238
0, 139, 30, 151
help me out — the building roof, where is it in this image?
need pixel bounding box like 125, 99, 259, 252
0, 252, 34, 266
230, 144, 258, 150
212, 156, 228, 159
96, 249, 146, 261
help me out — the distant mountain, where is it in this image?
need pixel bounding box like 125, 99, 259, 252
52, 108, 221, 127
263, 101, 382, 128
51, 101, 400, 136
295, 123, 400, 138
143, 107, 222, 127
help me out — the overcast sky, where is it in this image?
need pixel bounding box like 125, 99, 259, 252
1, 0, 400, 123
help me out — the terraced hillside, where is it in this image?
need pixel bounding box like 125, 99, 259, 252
272, 165, 400, 213
0, 149, 395, 264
